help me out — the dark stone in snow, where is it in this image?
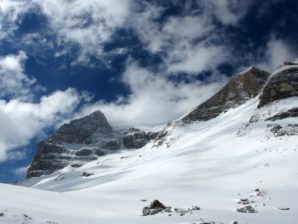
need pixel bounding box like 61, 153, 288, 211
123, 128, 149, 149
236, 205, 257, 213
71, 164, 82, 168
142, 200, 168, 216
81, 172, 94, 177
278, 207, 290, 211
265, 107, 298, 121
75, 148, 92, 156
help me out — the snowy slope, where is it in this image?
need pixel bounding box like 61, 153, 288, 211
1, 95, 297, 224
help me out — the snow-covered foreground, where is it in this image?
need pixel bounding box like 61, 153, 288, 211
1, 97, 298, 224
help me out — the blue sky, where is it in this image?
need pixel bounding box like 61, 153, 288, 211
0, 0, 298, 183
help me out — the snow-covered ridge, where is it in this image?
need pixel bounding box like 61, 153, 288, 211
269, 63, 298, 79
4, 95, 297, 224
1, 63, 298, 224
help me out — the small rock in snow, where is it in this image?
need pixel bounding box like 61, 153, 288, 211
236, 205, 257, 213
81, 171, 94, 177
278, 207, 290, 211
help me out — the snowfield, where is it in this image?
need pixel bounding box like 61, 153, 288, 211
1, 97, 298, 224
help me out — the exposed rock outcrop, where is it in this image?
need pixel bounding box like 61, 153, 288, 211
27, 110, 166, 178
142, 200, 169, 216
123, 128, 149, 149
268, 124, 298, 137
182, 67, 269, 122
123, 128, 168, 149
27, 110, 120, 178
258, 66, 298, 108
51, 110, 113, 144
265, 108, 298, 121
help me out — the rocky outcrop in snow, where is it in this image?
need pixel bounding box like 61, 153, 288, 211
182, 67, 269, 122
258, 66, 298, 108
27, 111, 167, 178
123, 128, 149, 149
27, 110, 121, 178
51, 110, 113, 144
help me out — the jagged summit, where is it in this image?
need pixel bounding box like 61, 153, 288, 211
27, 110, 121, 178
51, 110, 113, 144
182, 66, 269, 122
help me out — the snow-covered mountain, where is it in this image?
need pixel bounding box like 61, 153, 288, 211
0, 63, 298, 224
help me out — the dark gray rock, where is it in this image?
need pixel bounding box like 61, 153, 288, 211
75, 148, 93, 156
27, 110, 119, 178
75, 155, 97, 161
100, 139, 121, 150
284, 61, 298, 66
81, 171, 94, 177
236, 205, 257, 213
52, 110, 113, 144
71, 164, 82, 168
278, 207, 290, 211
142, 200, 168, 216
27, 160, 68, 178
123, 128, 149, 149
95, 149, 105, 156
37, 141, 66, 154
268, 124, 298, 136
258, 66, 298, 108
265, 107, 298, 121
182, 67, 269, 122
147, 130, 167, 141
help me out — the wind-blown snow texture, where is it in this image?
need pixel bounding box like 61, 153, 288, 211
0, 65, 298, 224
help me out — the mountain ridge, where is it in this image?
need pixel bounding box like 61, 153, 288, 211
26, 63, 298, 179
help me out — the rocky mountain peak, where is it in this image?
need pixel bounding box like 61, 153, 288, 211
27, 110, 119, 178
181, 66, 269, 122
51, 110, 113, 144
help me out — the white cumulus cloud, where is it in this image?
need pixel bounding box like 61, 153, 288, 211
79, 63, 227, 128
0, 51, 88, 162
0, 51, 37, 100
0, 0, 32, 39
257, 37, 297, 72
35, 0, 131, 64
0, 88, 83, 162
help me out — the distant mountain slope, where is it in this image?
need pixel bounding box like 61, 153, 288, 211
5, 63, 297, 224
26, 64, 298, 179
182, 67, 269, 122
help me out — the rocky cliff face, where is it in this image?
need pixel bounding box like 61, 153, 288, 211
51, 110, 113, 144
27, 111, 166, 178
123, 128, 167, 149
27, 111, 121, 178
258, 66, 298, 108
182, 67, 269, 122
